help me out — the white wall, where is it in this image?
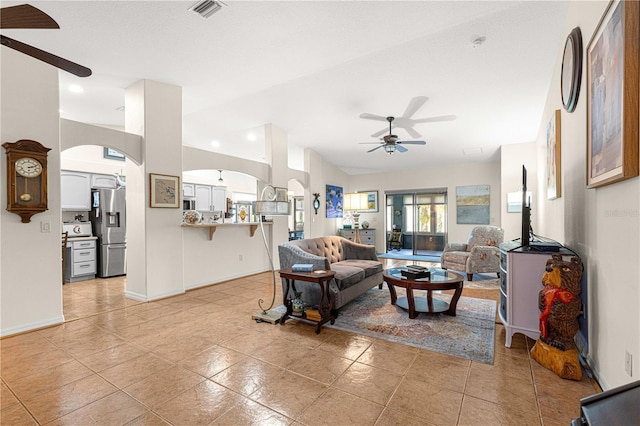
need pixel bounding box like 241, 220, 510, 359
535, 0, 638, 389
349, 162, 502, 252
500, 142, 537, 242
0, 49, 64, 336
61, 145, 127, 176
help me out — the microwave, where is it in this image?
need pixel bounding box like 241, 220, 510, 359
183, 199, 195, 210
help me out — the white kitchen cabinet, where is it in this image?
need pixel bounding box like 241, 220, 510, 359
183, 183, 195, 198
65, 238, 97, 282
61, 171, 91, 211
91, 174, 117, 189
212, 187, 227, 212
195, 185, 213, 211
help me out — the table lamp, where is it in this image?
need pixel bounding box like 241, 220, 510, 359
251, 185, 291, 324
343, 192, 368, 244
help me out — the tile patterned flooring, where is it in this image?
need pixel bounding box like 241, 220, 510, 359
1, 260, 599, 425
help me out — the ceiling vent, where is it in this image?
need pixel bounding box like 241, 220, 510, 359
189, 0, 226, 19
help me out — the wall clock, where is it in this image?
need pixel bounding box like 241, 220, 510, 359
3, 139, 51, 223
561, 27, 583, 113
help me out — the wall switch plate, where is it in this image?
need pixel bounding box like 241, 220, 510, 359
40, 220, 51, 233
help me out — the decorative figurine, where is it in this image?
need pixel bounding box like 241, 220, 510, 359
530, 254, 583, 380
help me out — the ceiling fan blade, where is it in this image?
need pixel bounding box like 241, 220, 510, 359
402, 96, 428, 118
1, 35, 92, 77
405, 127, 422, 139
359, 113, 388, 122
370, 125, 393, 138
396, 145, 409, 153
359, 142, 383, 145
0, 4, 59, 29
397, 140, 426, 145
413, 115, 456, 123
367, 145, 384, 153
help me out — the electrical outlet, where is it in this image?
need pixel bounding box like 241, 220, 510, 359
625, 351, 633, 377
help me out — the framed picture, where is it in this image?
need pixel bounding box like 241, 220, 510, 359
325, 184, 343, 218
587, 0, 639, 188
104, 147, 125, 161
358, 190, 379, 212
546, 109, 561, 200
149, 173, 180, 208
456, 185, 490, 224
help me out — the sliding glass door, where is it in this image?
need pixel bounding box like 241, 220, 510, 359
385, 189, 448, 255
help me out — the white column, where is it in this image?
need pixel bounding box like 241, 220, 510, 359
125, 80, 184, 300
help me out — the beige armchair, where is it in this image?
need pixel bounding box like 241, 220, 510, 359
441, 226, 504, 281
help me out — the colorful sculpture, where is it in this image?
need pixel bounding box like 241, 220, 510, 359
530, 254, 583, 380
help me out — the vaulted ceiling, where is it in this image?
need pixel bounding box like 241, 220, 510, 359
2, 1, 569, 174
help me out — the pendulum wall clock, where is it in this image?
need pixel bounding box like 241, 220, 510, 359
3, 139, 51, 223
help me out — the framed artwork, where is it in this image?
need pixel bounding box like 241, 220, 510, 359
546, 109, 561, 200
358, 190, 379, 212
149, 173, 180, 208
104, 147, 125, 161
456, 185, 490, 224
587, 0, 639, 188
325, 184, 343, 218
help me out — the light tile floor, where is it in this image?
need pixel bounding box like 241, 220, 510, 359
1, 260, 599, 425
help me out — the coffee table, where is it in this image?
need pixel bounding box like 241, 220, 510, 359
383, 267, 464, 319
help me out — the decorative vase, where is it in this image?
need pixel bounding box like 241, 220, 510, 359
291, 291, 304, 317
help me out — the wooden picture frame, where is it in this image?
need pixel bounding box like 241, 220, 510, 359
358, 190, 379, 212
587, 0, 639, 188
546, 109, 561, 199
149, 173, 180, 208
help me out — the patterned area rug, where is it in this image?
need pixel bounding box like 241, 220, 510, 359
328, 286, 496, 364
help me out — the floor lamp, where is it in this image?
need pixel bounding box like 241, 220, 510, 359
252, 185, 291, 324
343, 192, 368, 244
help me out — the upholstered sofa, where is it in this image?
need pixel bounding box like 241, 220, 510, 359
278, 236, 383, 311
441, 225, 504, 281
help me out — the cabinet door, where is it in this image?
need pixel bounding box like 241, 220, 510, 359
61, 172, 91, 211
195, 185, 212, 211
183, 183, 195, 198
91, 174, 117, 189
212, 187, 227, 212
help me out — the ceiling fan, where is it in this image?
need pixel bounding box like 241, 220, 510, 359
0, 4, 91, 77
360, 96, 455, 138
360, 116, 426, 154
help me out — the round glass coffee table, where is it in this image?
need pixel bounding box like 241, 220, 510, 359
383, 267, 464, 319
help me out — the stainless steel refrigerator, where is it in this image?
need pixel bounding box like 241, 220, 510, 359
90, 188, 126, 278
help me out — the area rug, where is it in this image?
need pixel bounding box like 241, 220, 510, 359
327, 286, 496, 364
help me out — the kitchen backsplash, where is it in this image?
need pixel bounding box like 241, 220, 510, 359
62, 211, 90, 223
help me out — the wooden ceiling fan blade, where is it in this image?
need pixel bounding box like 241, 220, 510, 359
1, 35, 91, 77
413, 115, 456, 123
396, 145, 408, 153
0, 4, 59, 29
367, 145, 384, 153
405, 127, 422, 139
370, 126, 391, 138
397, 140, 426, 145
359, 113, 388, 121
402, 96, 428, 118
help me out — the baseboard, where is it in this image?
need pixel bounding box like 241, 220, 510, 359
124, 290, 148, 302
1, 315, 65, 338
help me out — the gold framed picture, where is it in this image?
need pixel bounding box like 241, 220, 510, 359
546, 109, 561, 200
149, 173, 180, 208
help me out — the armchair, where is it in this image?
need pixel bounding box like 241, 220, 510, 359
441, 225, 504, 281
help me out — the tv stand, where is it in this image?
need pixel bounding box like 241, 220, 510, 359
499, 243, 573, 347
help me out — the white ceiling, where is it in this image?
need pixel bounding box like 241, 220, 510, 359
2, 1, 569, 175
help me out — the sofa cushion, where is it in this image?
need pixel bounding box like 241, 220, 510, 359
336, 259, 383, 278
442, 251, 470, 266
330, 263, 365, 290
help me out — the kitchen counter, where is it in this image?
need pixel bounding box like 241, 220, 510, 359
181, 222, 272, 240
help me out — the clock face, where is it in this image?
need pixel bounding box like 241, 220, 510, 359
16, 157, 43, 178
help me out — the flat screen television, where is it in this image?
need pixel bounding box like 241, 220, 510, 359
521, 165, 531, 247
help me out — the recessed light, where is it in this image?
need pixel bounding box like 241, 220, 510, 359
68, 84, 84, 93
211, 140, 220, 147
246, 132, 257, 142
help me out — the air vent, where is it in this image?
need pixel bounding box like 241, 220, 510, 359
189, 0, 226, 19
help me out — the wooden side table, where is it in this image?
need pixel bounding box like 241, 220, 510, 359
279, 268, 336, 334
